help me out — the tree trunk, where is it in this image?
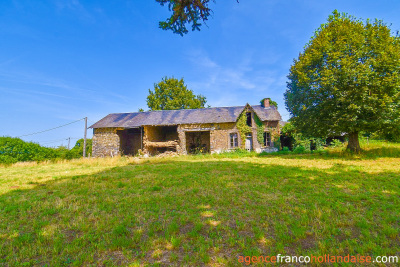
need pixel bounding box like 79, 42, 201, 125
347, 132, 361, 153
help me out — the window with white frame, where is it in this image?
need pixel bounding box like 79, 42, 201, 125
230, 133, 238, 148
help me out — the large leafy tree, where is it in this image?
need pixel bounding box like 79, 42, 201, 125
285, 11, 400, 152
147, 77, 207, 110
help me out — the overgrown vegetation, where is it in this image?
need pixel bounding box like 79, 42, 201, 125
0, 137, 92, 164
253, 113, 264, 145
236, 109, 267, 149
0, 141, 399, 265
370, 130, 400, 143
280, 121, 398, 154
279, 122, 324, 153
236, 111, 252, 149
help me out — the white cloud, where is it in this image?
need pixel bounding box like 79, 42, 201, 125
185, 49, 287, 108
54, 0, 95, 23
0, 69, 133, 111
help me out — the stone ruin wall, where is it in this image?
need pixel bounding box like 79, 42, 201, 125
92, 128, 121, 157
209, 123, 238, 153
179, 123, 238, 154
92, 120, 281, 157
264, 120, 280, 144
258, 120, 280, 153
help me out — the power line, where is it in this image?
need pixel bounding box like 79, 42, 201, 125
41, 137, 81, 144
17, 118, 85, 138
41, 138, 70, 145
42, 137, 82, 147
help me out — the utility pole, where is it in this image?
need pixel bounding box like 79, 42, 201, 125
67, 137, 71, 150
83, 117, 87, 157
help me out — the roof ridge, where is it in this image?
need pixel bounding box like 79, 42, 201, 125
108, 105, 247, 115
90, 104, 281, 129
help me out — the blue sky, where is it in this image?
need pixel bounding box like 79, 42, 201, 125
1, 0, 400, 147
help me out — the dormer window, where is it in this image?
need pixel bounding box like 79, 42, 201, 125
246, 112, 252, 127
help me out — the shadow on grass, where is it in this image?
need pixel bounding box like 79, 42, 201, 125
187, 144, 400, 162
0, 159, 399, 266
256, 146, 400, 161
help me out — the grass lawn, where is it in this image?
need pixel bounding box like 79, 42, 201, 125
0, 141, 400, 266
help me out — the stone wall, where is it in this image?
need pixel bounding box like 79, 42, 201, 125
244, 106, 281, 152
264, 120, 280, 146
247, 120, 280, 152
92, 119, 280, 157
180, 123, 239, 154
177, 125, 186, 154
178, 120, 280, 154
210, 123, 238, 153
92, 128, 121, 157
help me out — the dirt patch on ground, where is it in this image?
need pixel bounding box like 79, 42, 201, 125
155, 151, 179, 158
298, 233, 317, 250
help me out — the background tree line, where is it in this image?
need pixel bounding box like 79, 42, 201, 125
0, 137, 92, 165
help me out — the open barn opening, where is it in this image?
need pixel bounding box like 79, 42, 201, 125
185, 131, 210, 154
117, 128, 142, 156
144, 125, 179, 155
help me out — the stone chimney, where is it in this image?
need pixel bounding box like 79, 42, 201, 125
262, 98, 270, 108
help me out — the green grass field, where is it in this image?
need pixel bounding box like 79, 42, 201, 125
1, 141, 400, 266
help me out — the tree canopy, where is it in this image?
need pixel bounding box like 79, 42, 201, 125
147, 77, 207, 110
156, 0, 214, 36
284, 10, 400, 152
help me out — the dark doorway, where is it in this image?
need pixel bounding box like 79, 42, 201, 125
280, 134, 294, 150
185, 131, 210, 154
117, 128, 142, 155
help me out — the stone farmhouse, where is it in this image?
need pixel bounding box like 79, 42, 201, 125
90, 99, 282, 157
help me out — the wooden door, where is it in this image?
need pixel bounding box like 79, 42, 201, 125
245, 134, 253, 151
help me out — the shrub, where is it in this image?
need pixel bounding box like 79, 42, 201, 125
293, 145, 306, 154
0, 155, 18, 165
370, 131, 400, 142
0, 137, 57, 163
0, 137, 92, 164
331, 139, 345, 148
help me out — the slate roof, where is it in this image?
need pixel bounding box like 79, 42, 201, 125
89, 105, 282, 128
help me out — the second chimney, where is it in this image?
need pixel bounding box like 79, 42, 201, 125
262, 98, 270, 108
